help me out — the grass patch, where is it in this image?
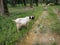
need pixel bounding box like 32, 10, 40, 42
48, 6, 60, 35
52, 42, 57, 45
0, 5, 43, 45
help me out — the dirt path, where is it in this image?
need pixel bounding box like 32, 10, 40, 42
16, 7, 59, 45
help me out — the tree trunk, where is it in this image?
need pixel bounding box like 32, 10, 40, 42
55, 0, 59, 5
0, 0, 4, 15
23, 0, 26, 6
11, 0, 16, 7
3, 0, 9, 15
35, 0, 38, 6
0, 0, 9, 15
30, 0, 33, 8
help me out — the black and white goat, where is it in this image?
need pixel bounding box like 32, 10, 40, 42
13, 16, 35, 32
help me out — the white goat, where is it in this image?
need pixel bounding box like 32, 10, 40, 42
13, 16, 35, 32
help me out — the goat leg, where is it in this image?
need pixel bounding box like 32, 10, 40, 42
16, 23, 20, 32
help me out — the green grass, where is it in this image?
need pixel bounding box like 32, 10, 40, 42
0, 5, 43, 45
52, 42, 57, 45
47, 6, 60, 35
55, 5, 60, 9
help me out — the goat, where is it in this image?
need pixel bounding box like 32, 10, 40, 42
13, 16, 35, 32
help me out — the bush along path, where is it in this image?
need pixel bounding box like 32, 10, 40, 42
16, 6, 60, 45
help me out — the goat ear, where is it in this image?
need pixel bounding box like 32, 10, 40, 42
31, 16, 35, 19
29, 16, 31, 19
29, 16, 35, 19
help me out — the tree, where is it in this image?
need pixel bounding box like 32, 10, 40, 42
35, 0, 38, 6
11, 0, 17, 7
0, 0, 9, 15
30, 0, 33, 8
3, 0, 9, 15
23, 0, 27, 6
55, 0, 59, 5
